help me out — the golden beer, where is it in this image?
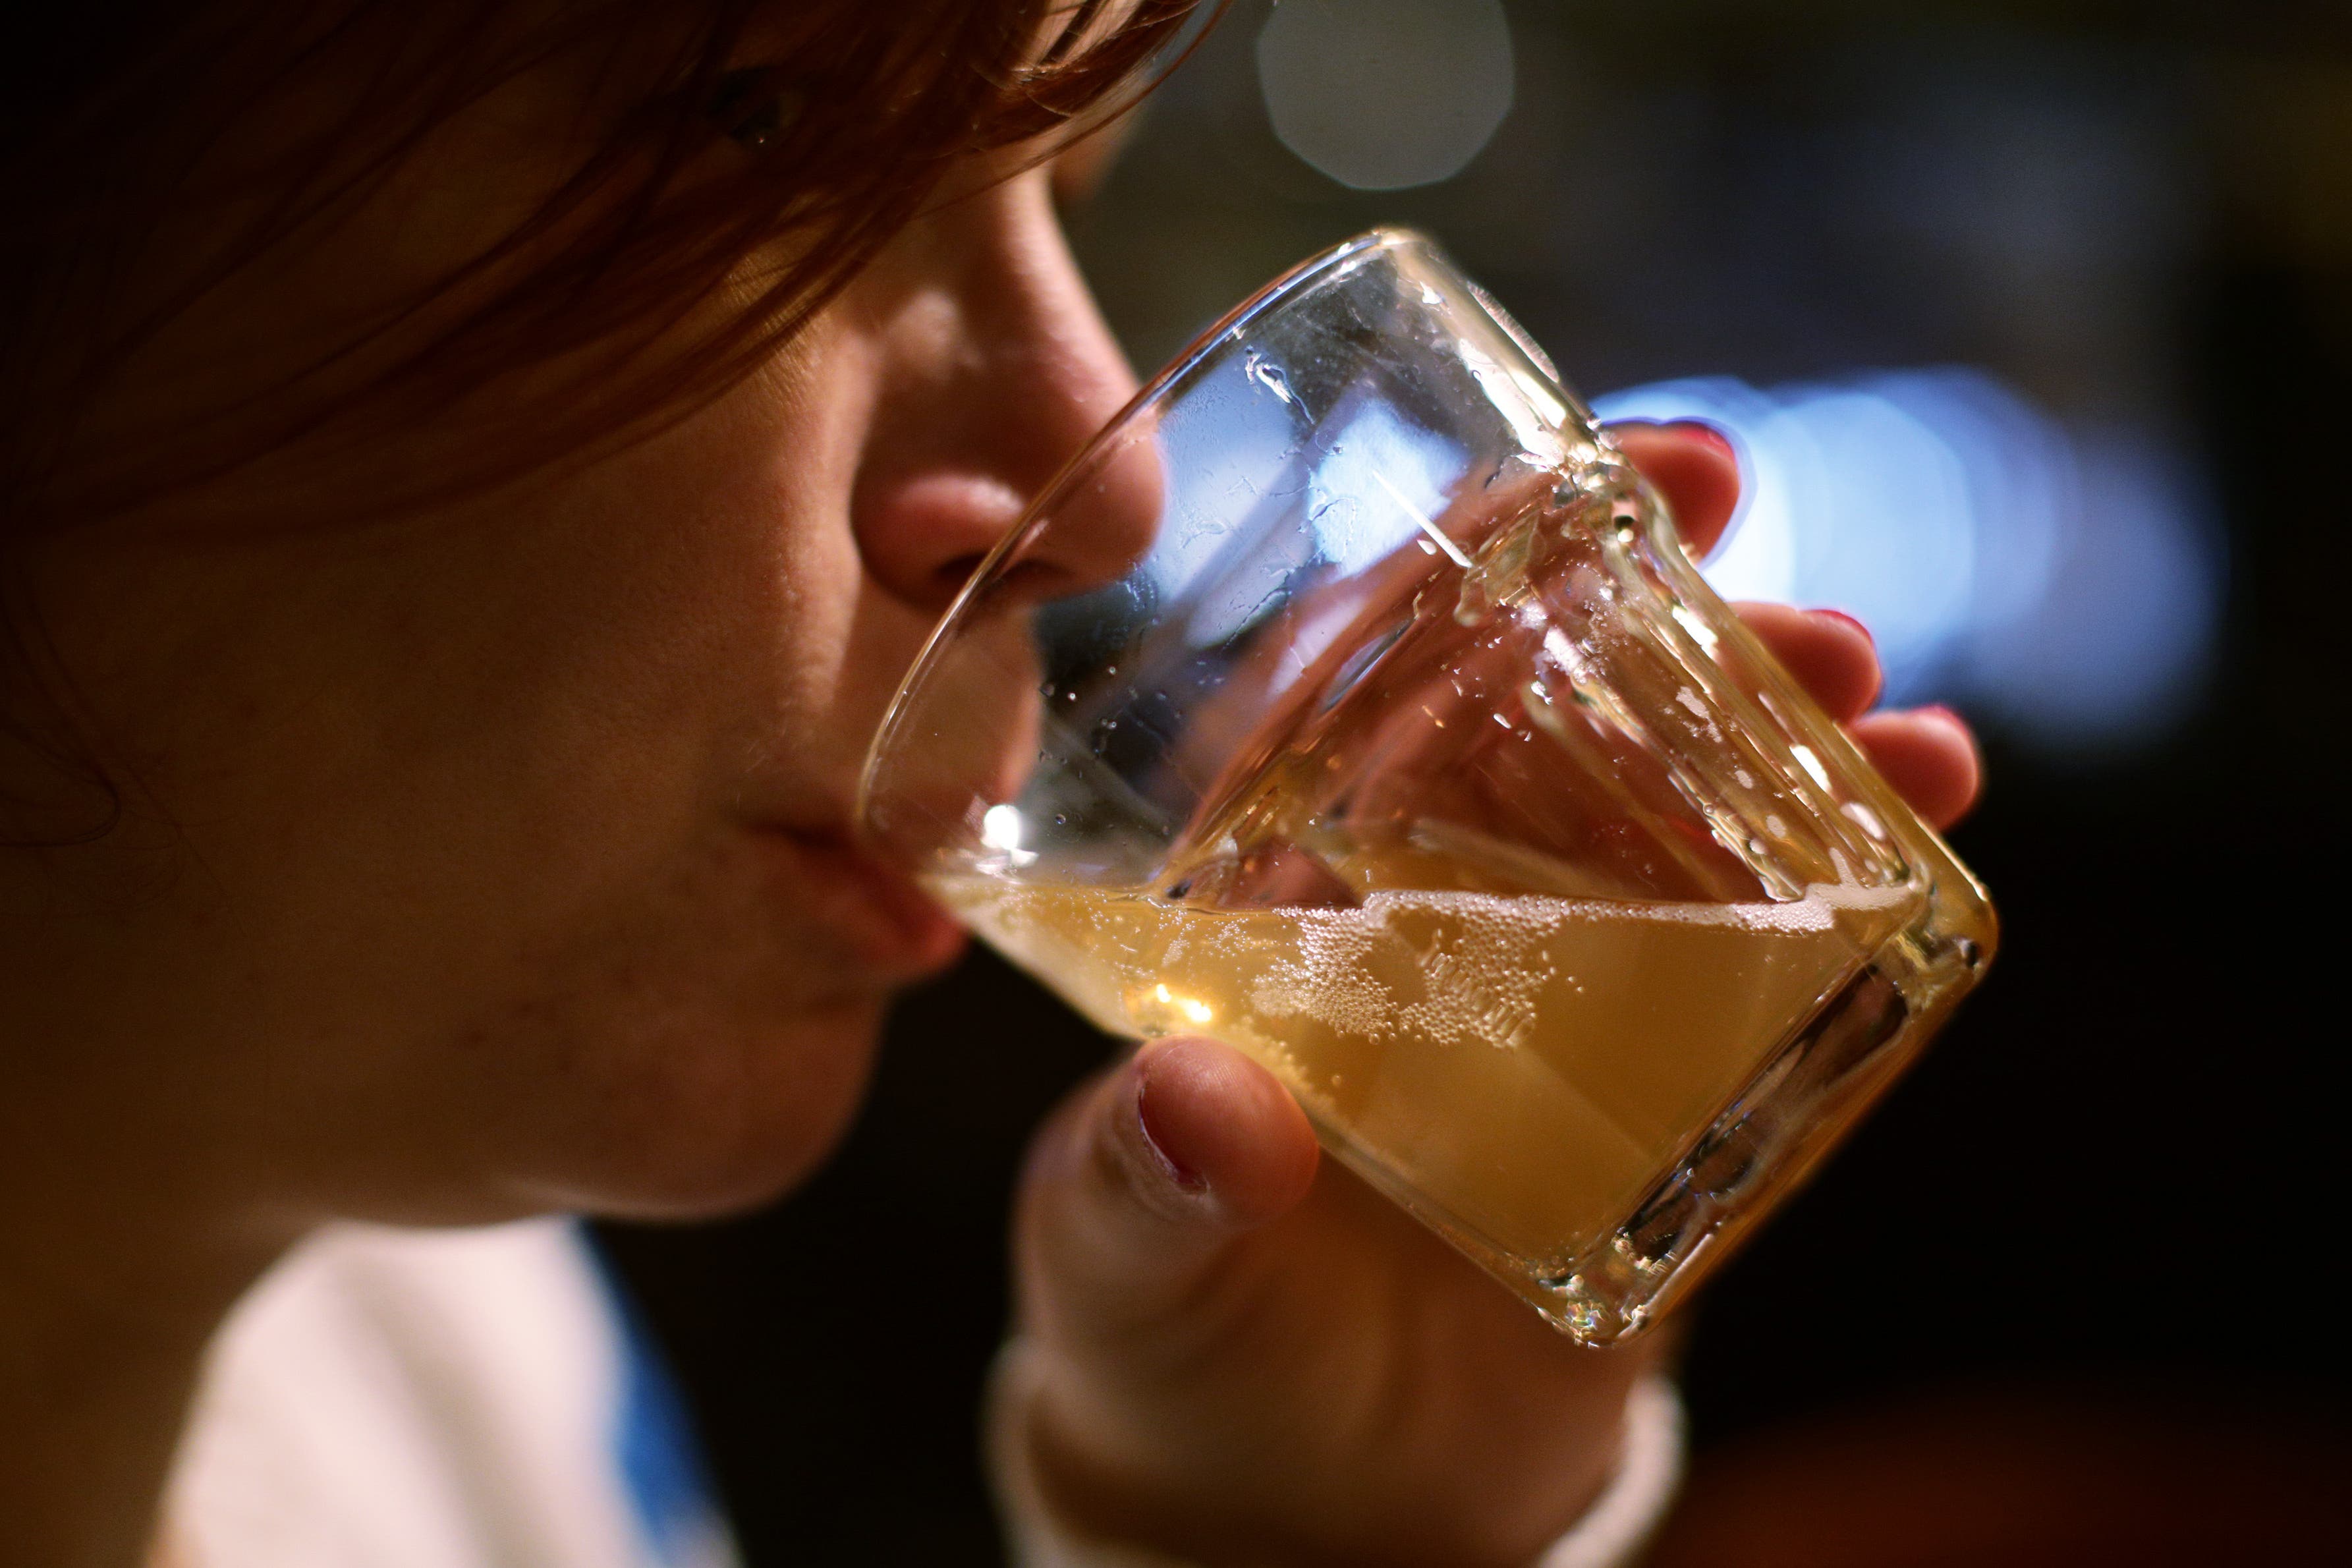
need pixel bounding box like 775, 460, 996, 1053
937, 858, 1917, 1265
861, 233, 1996, 1340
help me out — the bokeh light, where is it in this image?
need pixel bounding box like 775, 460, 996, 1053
1594, 371, 2222, 757
1256, 0, 1515, 190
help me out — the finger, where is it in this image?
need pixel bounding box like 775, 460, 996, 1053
1848, 707, 1982, 829
1607, 420, 1741, 558
1732, 602, 1882, 724
1017, 1037, 1320, 1345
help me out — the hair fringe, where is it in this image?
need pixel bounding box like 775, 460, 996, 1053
0, 0, 1221, 528
0, 0, 1223, 843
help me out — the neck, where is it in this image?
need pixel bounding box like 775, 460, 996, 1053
0, 856, 319, 1568
0, 1109, 296, 1568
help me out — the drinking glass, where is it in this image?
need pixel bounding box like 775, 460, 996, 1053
858, 229, 1995, 1345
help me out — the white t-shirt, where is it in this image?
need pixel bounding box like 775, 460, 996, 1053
168, 1220, 1679, 1567
165, 1220, 736, 1568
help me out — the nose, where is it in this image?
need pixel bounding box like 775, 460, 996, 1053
850, 169, 1159, 616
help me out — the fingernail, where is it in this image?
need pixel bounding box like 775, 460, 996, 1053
1917, 703, 1967, 729
1810, 607, 1874, 646
1668, 420, 1736, 461
1134, 1073, 1206, 1194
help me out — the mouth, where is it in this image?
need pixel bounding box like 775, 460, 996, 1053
758, 827, 967, 981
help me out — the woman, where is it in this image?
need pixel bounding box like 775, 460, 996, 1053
0, 1, 1980, 1563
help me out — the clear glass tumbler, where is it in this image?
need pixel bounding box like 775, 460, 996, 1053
858, 229, 1996, 1345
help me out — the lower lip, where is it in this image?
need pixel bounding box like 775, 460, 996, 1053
764, 831, 966, 978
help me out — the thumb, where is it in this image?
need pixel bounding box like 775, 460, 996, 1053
1016, 1036, 1320, 1346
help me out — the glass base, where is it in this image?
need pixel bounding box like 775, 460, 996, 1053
1315, 876, 1990, 1347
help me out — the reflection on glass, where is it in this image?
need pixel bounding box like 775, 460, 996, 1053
863, 232, 1996, 1344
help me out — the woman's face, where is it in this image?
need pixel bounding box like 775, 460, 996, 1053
3, 128, 1144, 1230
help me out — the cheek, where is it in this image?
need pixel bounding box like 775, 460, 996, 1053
59, 327, 911, 1225
278, 519, 893, 1220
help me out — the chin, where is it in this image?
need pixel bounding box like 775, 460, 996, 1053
518, 994, 895, 1223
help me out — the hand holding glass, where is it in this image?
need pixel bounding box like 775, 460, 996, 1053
859, 231, 1996, 1345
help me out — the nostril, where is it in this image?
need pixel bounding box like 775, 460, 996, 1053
986, 557, 1087, 606
924, 553, 1080, 614
936, 553, 989, 595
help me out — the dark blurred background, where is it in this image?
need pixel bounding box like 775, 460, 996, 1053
602, 1, 2352, 1559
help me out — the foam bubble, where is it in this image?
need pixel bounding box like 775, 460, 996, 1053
1349, 881, 1909, 935
1243, 880, 1913, 1050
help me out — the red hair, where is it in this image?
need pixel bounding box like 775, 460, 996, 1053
0, 0, 1218, 842
0, 0, 1218, 528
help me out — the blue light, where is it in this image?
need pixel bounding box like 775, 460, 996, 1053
1306, 400, 1465, 575
1146, 369, 1467, 648
1593, 370, 2220, 756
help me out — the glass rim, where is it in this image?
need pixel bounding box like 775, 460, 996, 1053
856, 225, 1439, 835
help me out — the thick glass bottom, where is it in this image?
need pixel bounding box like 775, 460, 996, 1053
1312, 881, 1989, 1346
